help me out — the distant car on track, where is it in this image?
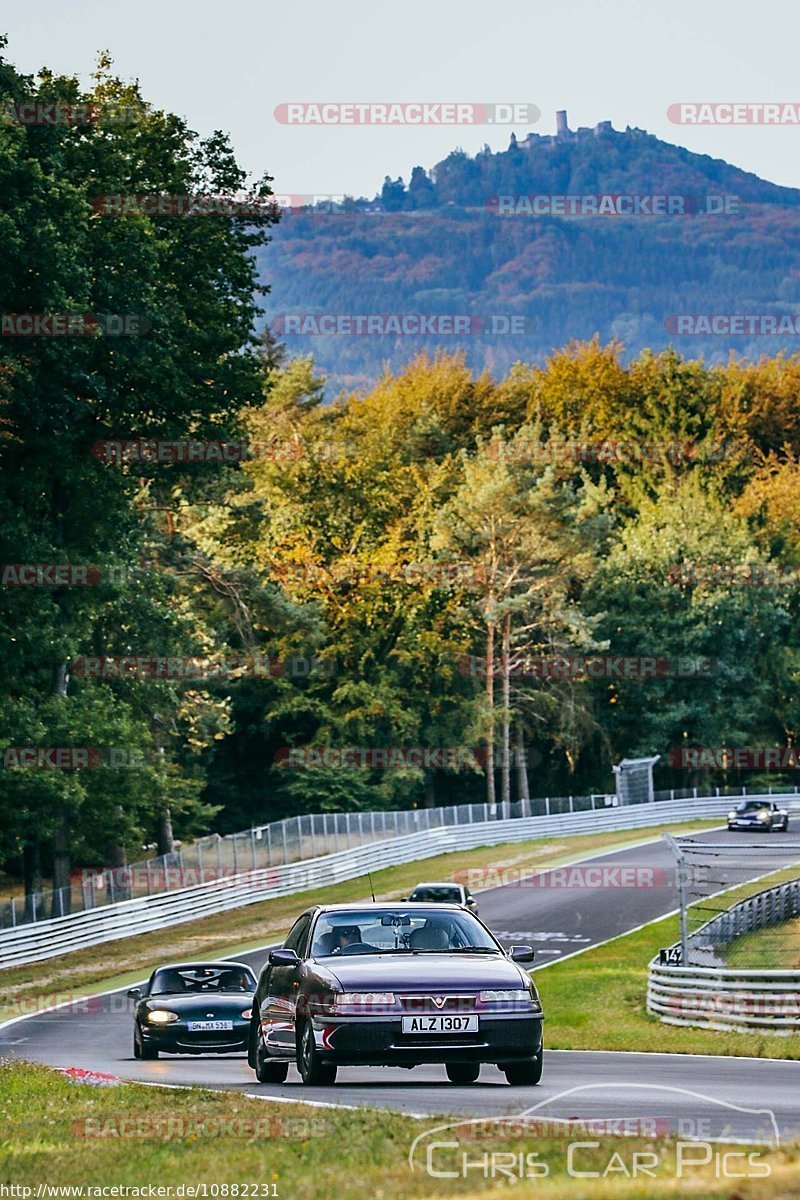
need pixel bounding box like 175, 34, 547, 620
248, 903, 543, 1087
727, 800, 789, 832
403, 881, 479, 914
128, 961, 257, 1059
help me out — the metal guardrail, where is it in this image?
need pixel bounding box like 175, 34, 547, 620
5, 783, 795, 929
0, 793, 743, 970
1, 795, 615, 928
648, 875, 800, 1033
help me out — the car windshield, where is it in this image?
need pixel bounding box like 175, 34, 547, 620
409, 886, 463, 903
737, 802, 769, 813
150, 966, 256, 995
310, 909, 500, 956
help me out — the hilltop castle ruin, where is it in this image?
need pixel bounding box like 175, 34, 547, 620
511, 110, 614, 151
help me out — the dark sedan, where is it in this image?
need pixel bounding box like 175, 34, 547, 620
727, 800, 790, 832
248, 903, 543, 1087
128, 961, 257, 1058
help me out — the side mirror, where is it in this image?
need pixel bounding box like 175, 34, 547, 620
126, 987, 142, 999
509, 945, 536, 964
269, 948, 300, 967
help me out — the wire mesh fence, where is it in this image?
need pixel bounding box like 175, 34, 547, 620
664, 826, 800, 967
3, 783, 798, 931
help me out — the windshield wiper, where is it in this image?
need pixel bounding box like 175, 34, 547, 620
447, 947, 501, 954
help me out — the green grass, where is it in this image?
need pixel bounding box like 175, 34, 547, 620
723, 913, 800, 970
540, 867, 800, 1059
1, 1060, 797, 1198
0, 820, 717, 1023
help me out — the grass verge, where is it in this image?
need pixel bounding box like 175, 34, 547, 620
722, 913, 800, 970
0, 820, 717, 1022
1, 1060, 797, 1198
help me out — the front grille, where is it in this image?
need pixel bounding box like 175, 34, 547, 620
399, 994, 477, 1013
176, 1036, 243, 1049
178, 1030, 244, 1043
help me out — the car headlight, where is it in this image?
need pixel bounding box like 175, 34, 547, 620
241, 1008, 253, 1020
758, 810, 770, 822
728, 811, 736, 820
334, 992, 396, 1011
147, 1009, 179, 1024
479, 988, 535, 1008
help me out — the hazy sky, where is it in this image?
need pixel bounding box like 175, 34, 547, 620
3, 0, 800, 197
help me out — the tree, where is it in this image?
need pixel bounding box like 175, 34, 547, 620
0, 43, 279, 898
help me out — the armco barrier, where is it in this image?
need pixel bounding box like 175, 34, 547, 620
647, 963, 800, 1033
8, 783, 789, 929
0, 794, 741, 970
648, 875, 800, 1033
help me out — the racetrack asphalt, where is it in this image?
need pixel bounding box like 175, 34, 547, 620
3, 826, 798, 1143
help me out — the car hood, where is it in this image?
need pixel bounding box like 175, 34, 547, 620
323, 953, 529, 991
142, 992, 253, 1016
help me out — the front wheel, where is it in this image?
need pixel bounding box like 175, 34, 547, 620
446, 1062, 480, 1084
255, 1037, 289, 1084
503, 1049, 542, 1086
133, 1025, 158, 1060
298, 1021, 337, 1086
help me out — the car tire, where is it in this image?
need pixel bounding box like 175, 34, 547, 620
446, 1062, 480, 1084
297, 1020, 337, 1086
134, 1025, 158, 1060
255, 1036, 289, 1084
503, 1049, 543, 1086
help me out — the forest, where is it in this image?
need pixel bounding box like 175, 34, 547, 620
2, 43, 800, 898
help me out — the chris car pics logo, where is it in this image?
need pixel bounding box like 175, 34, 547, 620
408, 1086, 778, 1182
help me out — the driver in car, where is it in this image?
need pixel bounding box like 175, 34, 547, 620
333, 925, 363, 952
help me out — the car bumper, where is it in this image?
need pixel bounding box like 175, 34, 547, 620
140, 1022, 249, 1054
306, 1013, 543, 1066
727, 820, 770, 829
